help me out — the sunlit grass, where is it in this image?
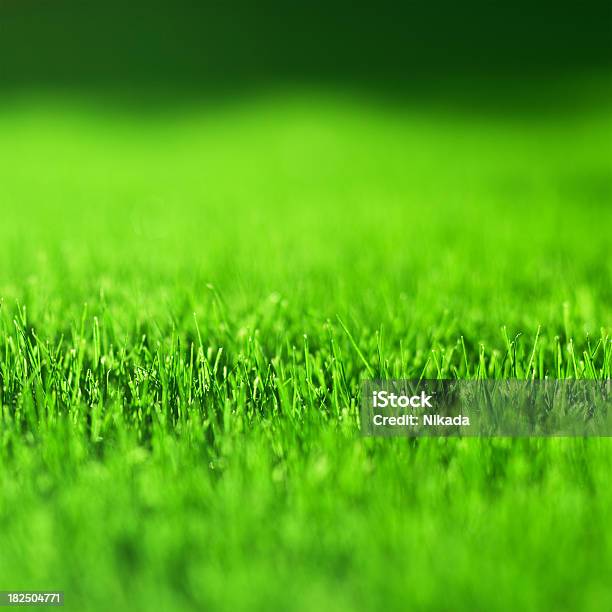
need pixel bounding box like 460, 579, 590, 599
0, 91, 611, 610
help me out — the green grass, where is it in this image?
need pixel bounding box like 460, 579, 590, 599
0, 90, 611, 611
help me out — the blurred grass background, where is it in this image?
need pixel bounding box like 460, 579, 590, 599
1, 91, 610, 338
1, 1, 611, 610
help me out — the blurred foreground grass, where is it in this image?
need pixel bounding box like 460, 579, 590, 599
0, 89, 611, 610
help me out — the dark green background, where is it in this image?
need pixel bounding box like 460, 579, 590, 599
1, 0, 610, 93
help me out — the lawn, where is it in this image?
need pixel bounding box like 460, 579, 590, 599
0, 87, 611, 611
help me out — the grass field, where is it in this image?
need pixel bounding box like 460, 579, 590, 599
0, 88, 611, 611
